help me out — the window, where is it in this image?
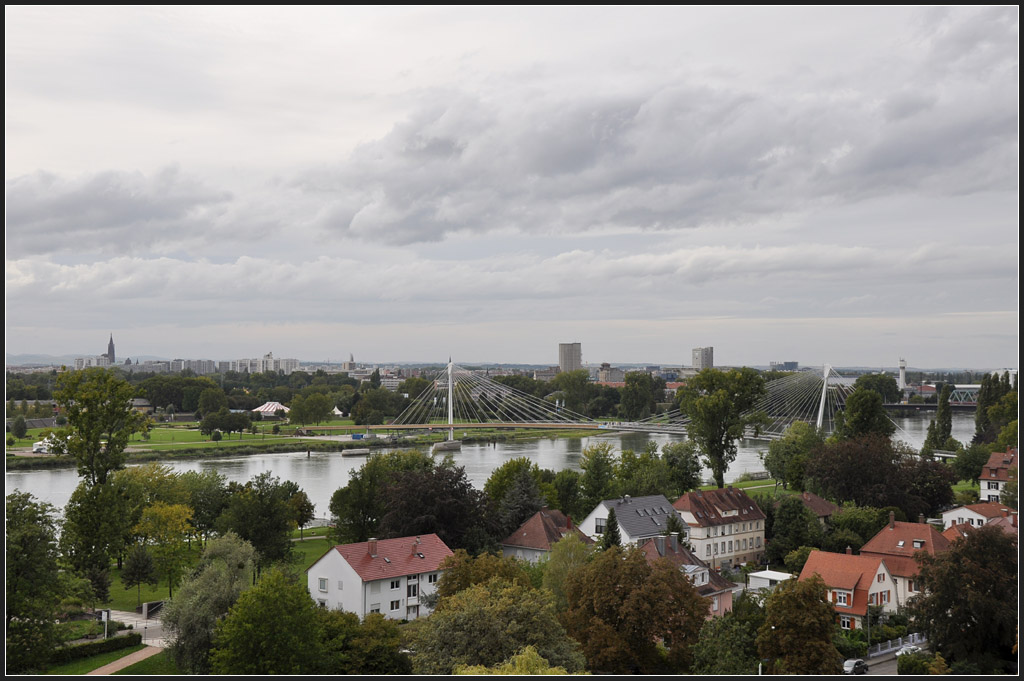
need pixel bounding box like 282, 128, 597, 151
913, 540, 924, 549
706, 544, 711, 557
390, 600, 401, 611
742, 538, 747, 550
390, 579, 401, 590
728, 540, 733, 553
317, 599, 327, 608
712, 596, 719, 611
881, 591, 890, 604
337, 580, 343, 590
756, 536, 761, 548
713, 543, 718, 555
595, 518, 606, 534
840, 615, 852, 630
370, 603, 381, 614
908, 580, 916, 593
988, 482, 1000, 489
428, 573, 439, 584
407, 583, 418, 598
837, 592, 849, 606
318, 578, 328, 592
877, 574, 885, 583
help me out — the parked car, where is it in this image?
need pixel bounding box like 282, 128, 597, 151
896, 645, 923, 657
843, 659, 869, 675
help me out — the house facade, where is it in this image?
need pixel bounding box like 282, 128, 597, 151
799, 550, 898, 631
501, 508, 593, 563
578, 494, 686, 545
673, 487, 766, 570
858, 514, 950, 607
979, 449, 1017, 502
638, 534, 737, 618
306, 534, 453, 621
941, 501, 1016, 530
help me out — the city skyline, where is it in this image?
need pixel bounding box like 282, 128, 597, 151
5, 7, 1019, 368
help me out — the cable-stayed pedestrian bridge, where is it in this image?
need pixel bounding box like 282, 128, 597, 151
389, 361, 871, 441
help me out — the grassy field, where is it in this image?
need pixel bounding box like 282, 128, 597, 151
113, 650, 181, 675
42, 644, 146, 675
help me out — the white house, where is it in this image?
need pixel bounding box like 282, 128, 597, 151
979, 450, 1017, 503
578, 494, 685, 545
306, 534, 453, 621
799, 550, 898, 632
746, 569, 794, 594
941, 501, 1016, 530
673, 487, 766, 570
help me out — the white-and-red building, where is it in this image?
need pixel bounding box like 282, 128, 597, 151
673, 487, 766, 570
638, 534, 738, 618
979, 449, 1017, 503
858, 514, 950, 607
798, 550, 898, 631
306, 534, 453, 620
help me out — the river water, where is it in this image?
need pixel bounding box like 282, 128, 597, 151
5, 412, 976, 520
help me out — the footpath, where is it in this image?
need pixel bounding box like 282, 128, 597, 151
83, 608, 168, 676
85, 646, 162, 676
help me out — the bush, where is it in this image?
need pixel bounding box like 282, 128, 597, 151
211, 430, 222, 442
50, 632, 143, 665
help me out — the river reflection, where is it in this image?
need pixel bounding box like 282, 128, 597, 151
5, 412, 976, 520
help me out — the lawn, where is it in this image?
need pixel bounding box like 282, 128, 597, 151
104, 543, 205, 611
113, 651, 181, 675
42, 644, 146, 675
290, 535, 336, 570
54, 619, 104, 643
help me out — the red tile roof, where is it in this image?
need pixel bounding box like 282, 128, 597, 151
501, 508, 594, 551
638, 536, 734, 597
328, 534, 453, 582
799, 550, 885, 617
942, 523, 972, 542
960, 501, 1016, 519
981, 449, 1017, 483
674, 487, 766, 527
859, 521, 950, 579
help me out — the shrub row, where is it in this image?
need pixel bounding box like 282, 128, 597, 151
50, 632, 143, 665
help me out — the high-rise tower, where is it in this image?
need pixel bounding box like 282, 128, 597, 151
558, 342, 582, 373
692, 346, 713, 370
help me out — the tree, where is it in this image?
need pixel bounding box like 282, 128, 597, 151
615, 442, 674, 498
455, 645, 574, 675
287, 489, 316, 537
121, 544, 158, 607
691, 609, 760, 674
542, 534, 595, 614
953, 444, 993, 484
762, 421, 822, 490
805, 434, 911, 510
833, 387, 895, 441
409, 579, 585, 674
316, 610, 411, 675
11, 414, 27, 439
564, 546, 707, 673
756, 575, 843, 675
380, 459, 496, 553
853, 373, 900, 403
600, 507, 621, 550
767, 497, 822, 564
197, 387, 229, 418
53, 367, 147, 485
549, 369, 592, 415
661, 440, 703, 495
900, 456, 956, 517
328, 450, 434, 544
211, 567, 323, 674
908, 525, 1017, 673
922, 384, 955, 456
162, 533, 256, 674
675, 368, 767, 488
498, 470, 545, 537
6, 492, 61, 673
579, 441, 619, 510
435, 550, 532, 601
217, 472, 293, 574
619, 371, 656, 420
60, 480, 129, 601
179, 470, 228, 545
135, 501, 194, 597
552, 469, 586, 521
1001, 465, 1017, 509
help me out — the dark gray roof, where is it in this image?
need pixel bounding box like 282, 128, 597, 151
600, 494, 680, 540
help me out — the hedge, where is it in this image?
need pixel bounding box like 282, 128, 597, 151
50, 632, 143, 665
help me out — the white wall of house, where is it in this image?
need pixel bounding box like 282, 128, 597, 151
678, 515, 764, 569
501, 545, 548, 563
941, 507, 994, 529
306, 550, 442, 621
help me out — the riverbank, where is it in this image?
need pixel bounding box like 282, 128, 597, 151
4, 427, 612, 471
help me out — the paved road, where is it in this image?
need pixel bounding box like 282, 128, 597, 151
107, 609, 168, 648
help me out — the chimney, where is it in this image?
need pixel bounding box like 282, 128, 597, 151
803, 491, 810, 500
889, 511, 895, 530
368, 538, 378, 557
670, 534, 678, 552
846, 546, 853, 555
1002, 509, 1009, 518
566, 515, 573, 530
655, 535, 666, 557
918, 513, 925, 524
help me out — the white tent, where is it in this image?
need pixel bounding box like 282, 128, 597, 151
253, 401, 290, 415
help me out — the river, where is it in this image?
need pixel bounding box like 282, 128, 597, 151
4, 412, 976, 520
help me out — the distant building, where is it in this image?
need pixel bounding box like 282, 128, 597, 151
579, 495, 686, 546
74, 334, 116, 370
979, 449, 1017, 502
233, 352, 300, 375
638, 535, 737, 618
692, 347, 713, 370
598, 363, 625, 382
558, 343, 582, 373
769, 361, 798, 371
674, 487, 765, 570
501, 508, 593, 563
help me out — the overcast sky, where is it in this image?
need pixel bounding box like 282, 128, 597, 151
5, 6, 1019, 368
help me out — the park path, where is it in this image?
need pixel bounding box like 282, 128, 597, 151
85, 645, 162, 675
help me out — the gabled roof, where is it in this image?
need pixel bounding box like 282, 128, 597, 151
779, 491, 840, 519
596, 494, 681, 539
674, 487, 766, 527
638, 536, 735, 597
321, 534, 453, 582
501, 508, 593, 551
952, 501, 1015, 519
981, 449, 1017, 482
799, 550, 885, 616
859, 521, 950, 578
